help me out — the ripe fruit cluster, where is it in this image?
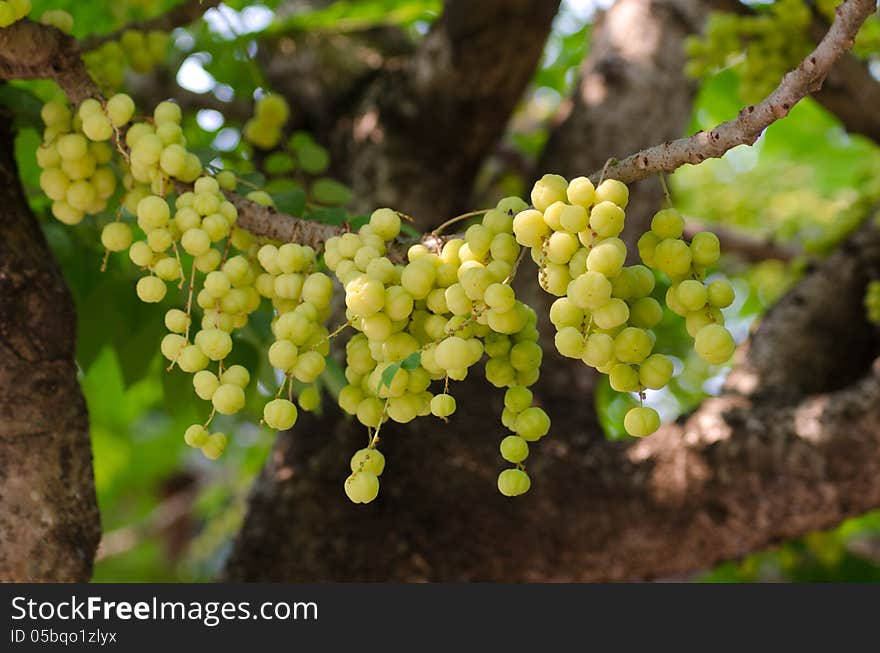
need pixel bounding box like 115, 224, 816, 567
257, 241, 334, 428
38, 91, 737, 504
37, 99, 120, 226
0, 0, 29, 27
326, 198, 550, 502
638, 207, 736, 366
513, 174, 735, 438
345, 447, 385, 503
865, 280, 880, 324
125, 99, 203, 191
49, 94, 294, 459
84, 30, 170, 93
244, 95, 290, 150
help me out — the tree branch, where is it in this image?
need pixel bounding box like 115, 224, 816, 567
589, 0, 878, 184
683, 217, 800, 263
80, 0, 221, 51
0, 0, 873, 254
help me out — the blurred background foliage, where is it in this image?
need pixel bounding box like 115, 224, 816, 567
4, 0, 880, 582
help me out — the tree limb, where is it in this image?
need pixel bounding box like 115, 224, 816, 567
683, 217, 800, 263
80, 0, 221, 51
3, 0, 873, 251
588, 0, 878, 184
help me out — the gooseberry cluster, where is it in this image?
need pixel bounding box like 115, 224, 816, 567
258, 241, 335, 429
37, 99, 121, 226
638, 207, 736, 366
513, 174, 735, 438
244, 95, 290, 150
48, 93, 295, 459
36, 86, 738, 504
84, 30, 170, 93
326, 198, 549, 501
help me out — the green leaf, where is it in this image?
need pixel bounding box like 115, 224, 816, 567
400, 351, 421, 370
321, 357, 347, 399
311, 178, 352, 206
116, 325, 164, 387
305, 206, 349, 226
287, 131, 315, 152
296, 143, 330, 174
595, 376, 639, 442
378, 362, 401, 392
0, 85, 44, 130
238, 172, 266, 190
272, 188, 306, 216
265, 152, 295, 175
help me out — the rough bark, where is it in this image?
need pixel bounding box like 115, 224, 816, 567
0, 113, 100, 581
538, 0, 710, 246
262, 0, 561, 229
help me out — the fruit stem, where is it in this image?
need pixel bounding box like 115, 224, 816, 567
431, 209, 492, 237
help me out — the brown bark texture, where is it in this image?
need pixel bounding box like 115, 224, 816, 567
0, 114, 101, 581
262, 0, 561, 229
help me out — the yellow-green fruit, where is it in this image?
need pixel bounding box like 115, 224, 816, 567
707, 279, 735, 308
344, 471, 380, 503
499, 435, 529, 463
566, 176, 595, 207
653, 238, 692, 277
594, 178, 629, 208
212, 383, 245, 415
263, 398, 298, 430
497, 468, 531, 496
650, 208, 684, 239
624, 406, 660, 437
530, 174, 568, 211
101, 222, 132, 251
694, 324, 736, 365
691, 231, 721, 267
430, 393, 456, 418
350, 448, 385, 475
609, 363, 640, 392
184, 424, 209, 448
136, 276, 166, 303
639, 353, 673, 390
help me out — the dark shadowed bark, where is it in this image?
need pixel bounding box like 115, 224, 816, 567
262, 0, 561, 228
0, 113, 100, 581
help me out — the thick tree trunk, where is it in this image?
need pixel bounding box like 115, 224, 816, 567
0, 114, 100, 581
